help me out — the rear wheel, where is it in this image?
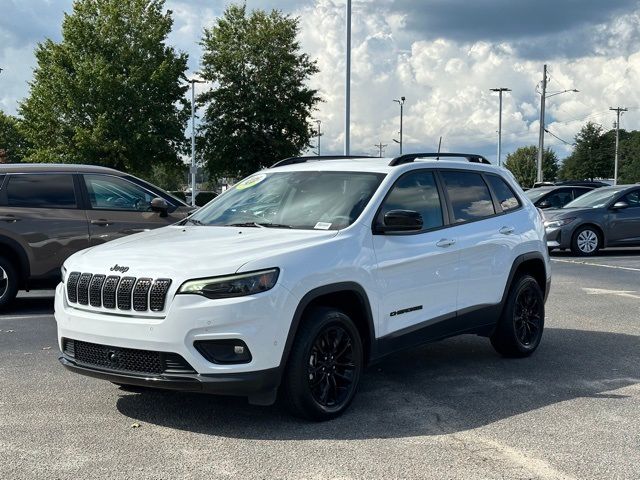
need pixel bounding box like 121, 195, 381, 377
283, 307, 363, 421
571, 226, 601, 256
491, 275, 545, 358
0, 256, 19, 311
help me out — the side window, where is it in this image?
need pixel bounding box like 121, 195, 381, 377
0, 174, 5, 189
6, 174, 77, 209
377, 171, 444, 231
440, 171, 495, 223
571, 188, 590, 200
84, 174, 154, 212
622, 190, 640, 207
545, 189, 573, 208
486, 175, 520, 212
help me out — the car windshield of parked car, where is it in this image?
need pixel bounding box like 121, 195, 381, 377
563, 187, 626, 208
188, 171, 385, 230
525, 188, 551, 202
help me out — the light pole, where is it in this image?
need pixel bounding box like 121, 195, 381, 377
187, 78, 204, 207
314, 119, 322, 156
393, 96, 406, 155
536, 64, 578, 183
490, 88, 511, 167
344, 0, 351, 155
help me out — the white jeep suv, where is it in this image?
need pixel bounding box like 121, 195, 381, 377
56, 153, 551, 420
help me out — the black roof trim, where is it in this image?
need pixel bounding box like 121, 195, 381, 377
389, 152, 492, 167
271, 155, 374, 168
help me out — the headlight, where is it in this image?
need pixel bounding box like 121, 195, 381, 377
544, 217, 575, 229
61, 265, 68, 284
177, 268, 279, 299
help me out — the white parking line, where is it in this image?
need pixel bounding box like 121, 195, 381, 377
583, 287, 640, 300
552, 258, 640, 272
0, 314, 53, 321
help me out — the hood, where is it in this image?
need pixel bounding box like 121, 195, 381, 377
65, 225, 339, 280
542, 207, 593, 221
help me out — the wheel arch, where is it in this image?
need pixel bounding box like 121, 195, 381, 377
501, 252, 548, 306
280, 282, 376, 369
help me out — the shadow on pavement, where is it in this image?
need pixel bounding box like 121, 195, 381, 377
2, 293, 54, 316
116, 327, 640, 439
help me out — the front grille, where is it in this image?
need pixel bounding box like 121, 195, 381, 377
63, 339, 195, 376
77, 273, 93, 305
66, 272, 172, 312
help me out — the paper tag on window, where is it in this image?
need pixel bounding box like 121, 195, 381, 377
314, 222, 332, 230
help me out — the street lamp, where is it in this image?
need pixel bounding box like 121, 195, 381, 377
186, 77, 204, 207
344, 0, 351, 155
536, 64, 578, 183
393, 96, 406, 155
490, 88, 511, 167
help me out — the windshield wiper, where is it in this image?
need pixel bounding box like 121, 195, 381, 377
185, 218, 206, 226
225, 222, 293, 229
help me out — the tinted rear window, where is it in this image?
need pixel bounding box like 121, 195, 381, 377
6, 174, 77, 208
441, 171, 496, 222
486, 175, 520, 212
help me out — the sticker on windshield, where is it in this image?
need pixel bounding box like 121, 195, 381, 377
236, 174, 267, 190
314, 222, 332, 230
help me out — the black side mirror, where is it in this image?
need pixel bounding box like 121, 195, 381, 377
376, 209, 423, 233
611, 201, 629, 210
150, 197, 169, 217
538, 200, 551, 209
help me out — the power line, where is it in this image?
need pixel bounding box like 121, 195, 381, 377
544, 128, 575, 146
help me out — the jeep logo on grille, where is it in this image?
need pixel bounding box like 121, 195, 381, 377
110, 264, 130, 273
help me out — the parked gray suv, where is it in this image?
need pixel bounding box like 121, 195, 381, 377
0, 164, 191, 309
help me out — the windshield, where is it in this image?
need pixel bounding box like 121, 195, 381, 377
563, 187, 625, 208
188, 171, 385, 230
525, 189, 551, 202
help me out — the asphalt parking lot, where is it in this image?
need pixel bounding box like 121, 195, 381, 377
1, 250, 639, 479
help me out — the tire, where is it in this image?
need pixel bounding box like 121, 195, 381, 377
490, 275, 545, 358
0, 256, 19, 311
571, 225, 601, 256
282, 307, 363, 421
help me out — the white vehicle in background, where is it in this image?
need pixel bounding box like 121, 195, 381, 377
56, 153, 551, 421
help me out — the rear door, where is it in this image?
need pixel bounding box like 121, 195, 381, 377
372, 169, 459, 338
0, 173, 89, 278
439, 170, 521, 316
80, 174, 187, 246
608, 189, 640, 245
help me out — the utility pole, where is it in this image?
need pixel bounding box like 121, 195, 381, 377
610, 106, 628, 185
490, 88, 511, 166
187, 78, 204, 207
344, 0, 351, 155
536, 65, 547, 184
374, 141, 388, 158
393, 96, 406, 154
314, 119, 322, 155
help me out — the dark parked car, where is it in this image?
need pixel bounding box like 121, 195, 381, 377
525, 185, 594, 209
0, 164, 192, 309
543, 185, 640, 256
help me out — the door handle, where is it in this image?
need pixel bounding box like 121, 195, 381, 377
499, 226, 515, 235
0, 215, 19, 223
91, 219, 111, 227
436, 238, 456, 248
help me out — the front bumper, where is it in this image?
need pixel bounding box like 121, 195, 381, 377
59, 355, 280, 404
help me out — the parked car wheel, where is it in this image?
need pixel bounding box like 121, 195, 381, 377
491, 275, 545, 358
571, 225, 601, 256
283, 307, 363, 421
0, 256, 19, 310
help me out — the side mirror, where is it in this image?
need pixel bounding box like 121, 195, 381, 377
376, 209, 423, 233
611, 201, 629, 210
150, 197, 169, 217
538, 200, 552, 209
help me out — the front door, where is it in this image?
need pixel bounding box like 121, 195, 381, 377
81, 173, 187, 246
372, 170, 459, 339
608, 189, 640, 245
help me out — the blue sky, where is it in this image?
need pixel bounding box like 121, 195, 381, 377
2, 0, 640, 161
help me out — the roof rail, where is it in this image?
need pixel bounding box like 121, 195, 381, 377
271, 155, 374, 168
389, 152, 492, 167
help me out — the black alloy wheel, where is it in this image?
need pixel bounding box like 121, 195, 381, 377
283, 307, 363, 421
514, 284, 543, 347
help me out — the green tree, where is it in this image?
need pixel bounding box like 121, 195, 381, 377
504, 146, 559, 188
19, 0, 189, 177
618, 130, 640, 184
558, 122, 615, 180
198, 4, 321, 179
0, 111, 28, 163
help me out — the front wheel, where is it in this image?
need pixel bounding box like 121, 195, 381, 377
0, 256, 19, 311
491, 275, 545, 358
282, 307, 363, 421
571, 226, 601, 256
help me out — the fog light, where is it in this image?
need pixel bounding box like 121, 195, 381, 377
194, 339, 252, 364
